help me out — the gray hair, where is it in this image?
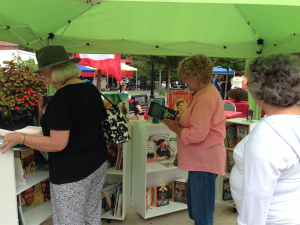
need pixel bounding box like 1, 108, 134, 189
247, 53, 300, 107
51, 61, 81, 83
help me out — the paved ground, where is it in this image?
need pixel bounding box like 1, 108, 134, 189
105, 88, 159, 96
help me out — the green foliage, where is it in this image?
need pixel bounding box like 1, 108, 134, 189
0, 55, 46, 122
210, 57, 245, 73
158, 88, 167, 96
227, 88, 248, 100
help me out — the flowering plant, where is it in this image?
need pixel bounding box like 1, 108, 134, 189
226, 88, 248, 100
0, 57, 46, 124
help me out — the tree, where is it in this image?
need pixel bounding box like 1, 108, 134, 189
210, 57, 245, 99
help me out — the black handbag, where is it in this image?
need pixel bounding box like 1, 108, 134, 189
100, 93, 131, 145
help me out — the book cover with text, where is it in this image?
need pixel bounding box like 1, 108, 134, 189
169, 90, 192, 115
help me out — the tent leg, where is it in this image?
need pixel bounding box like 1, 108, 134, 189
136, 71, 137, 90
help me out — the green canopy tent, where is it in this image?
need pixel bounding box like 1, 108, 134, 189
1, 0, 300, 119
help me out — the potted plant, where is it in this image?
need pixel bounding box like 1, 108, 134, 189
0, 56, 47, 128
226, 88, 248, 102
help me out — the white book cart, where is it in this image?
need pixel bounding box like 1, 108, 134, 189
132, 120, 220, 219
217, 118, 259, 213
0, 125, 132, 224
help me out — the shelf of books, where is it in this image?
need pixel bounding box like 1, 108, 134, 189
23, 201, 52, 225
16, 171, 49, 195
101, 124, 132, 221
219, 118, 259, 210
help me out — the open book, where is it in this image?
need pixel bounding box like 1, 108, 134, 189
0, 126, 43, 137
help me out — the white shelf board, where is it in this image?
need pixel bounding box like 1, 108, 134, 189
146, 162, 178, 173
102, 212, 123, 220
106, 167, 123, 175
226, 118, 260, 125
16, 171, 49, 195
220, 199, 235, 207
223, 172, 230, 179
145, 201, 187, 219
23, 201, 52, 225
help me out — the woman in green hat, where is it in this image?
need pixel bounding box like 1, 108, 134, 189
1, 46, 108, 224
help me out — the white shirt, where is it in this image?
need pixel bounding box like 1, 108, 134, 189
231, 77, 243, 89
230, 115, 300, 225
118, 90, 131, 99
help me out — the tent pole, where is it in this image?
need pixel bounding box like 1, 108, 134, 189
150, 61, 155, 98
107, 73, 108, 90
136, 70, 137, 90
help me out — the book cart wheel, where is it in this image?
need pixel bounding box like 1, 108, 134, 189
104, 219, 112, 223
233, 207, 237, 213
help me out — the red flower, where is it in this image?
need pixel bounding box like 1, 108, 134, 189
23, 91, 26, 94
31, 97, 33, 99
27, 98, 29, 100
12, 99, 15, 102
33, 107, 35, 110
19, 99, 21, 102
15, 106, 20, 110
24, 95, 27, 98
25, 104, 28, 107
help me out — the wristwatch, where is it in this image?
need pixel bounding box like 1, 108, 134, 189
20, 134, 26, 144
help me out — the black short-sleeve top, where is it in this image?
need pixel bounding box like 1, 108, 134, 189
40, 82, 108, 184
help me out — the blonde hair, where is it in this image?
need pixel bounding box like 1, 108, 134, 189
177, 54, 213, 84
51, 61, 81, 83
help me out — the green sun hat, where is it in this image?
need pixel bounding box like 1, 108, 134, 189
32, 45, 80, 73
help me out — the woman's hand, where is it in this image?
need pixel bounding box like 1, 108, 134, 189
0, 132, 23, 154
161, 118, 183, 135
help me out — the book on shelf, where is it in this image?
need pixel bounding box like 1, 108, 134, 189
14, 148, 36, 175
226, 125, 237, 148
114, 183, 123, 217
146, 186, 154, 211
103, 183, 119, 216
149, 134, 170, 162
172, 178, 188, 204
156, 183, 169, 207
35, 163, 49, 172
147, 140, 156, 163
107, 144, 118, 169
17, 195, 25, 225
41, 179, 51, 202
101, 192, 111, 215
236, 125, 248, 145
20, 182, 45, 212
14, 158, 26, 184
148, 101, 178, 121
116, 193, 123, 218
227, 150, 235, 173
223, 179, 233, 201
169, 90, 192, 115
115, 146, 123, 170
169, 137, 177, 160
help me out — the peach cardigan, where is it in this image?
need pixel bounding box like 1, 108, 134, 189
178, 85, 226, 175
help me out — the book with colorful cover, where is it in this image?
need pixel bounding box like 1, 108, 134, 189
227, 150, 235, 173
40, 179, 51, 202
156, 183, 169, 207
114, 183, 122, 217
147, 140, 156, 163
169, 137, 177, 160
107, 145, 118, 169
149, 134, 170, 161
146, 186, 154, 211
223, 179, 233, 201
20, 182, 45, 212
172, 178, 188, 204
236, 125, 248, 145
115, 146, 123, 170
14, 158, 26, 184
148, 101, 177, 121
147, 98, 163, 124
103, 183, 119, 215
169, 90, 192, 115
14, 148, 36, 175
226, 125, 237, 148
101, 192, 111, 215
104, 93, 130, 123
35, 163, 49, 172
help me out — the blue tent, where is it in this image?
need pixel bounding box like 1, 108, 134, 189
213, 67, 234, 74
76, 64, 95, 72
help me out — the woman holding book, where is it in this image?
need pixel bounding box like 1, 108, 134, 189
230, 53, 300, 225
1, 46, 108, 224
162, 54, 226, 225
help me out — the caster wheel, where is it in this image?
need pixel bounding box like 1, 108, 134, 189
105, 219, 112, 223
233, 208, 237, 213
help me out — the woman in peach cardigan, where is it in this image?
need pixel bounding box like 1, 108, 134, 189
162, 54, 226, 225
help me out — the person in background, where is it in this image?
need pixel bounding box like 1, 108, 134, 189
220, 74, 231, 99
125, 75, 129, 90
230, 53, 300, 225
162, 54, 226, 225
231, 71, 243, 89
213, 75, 221, 94
241, 71, 247, 90
1, 46, 108, 224
119, 82, 144, 120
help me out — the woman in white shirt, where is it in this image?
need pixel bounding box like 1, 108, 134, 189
230, 53, 300, 225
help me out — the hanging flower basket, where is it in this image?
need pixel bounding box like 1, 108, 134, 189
227, 88, 248, 101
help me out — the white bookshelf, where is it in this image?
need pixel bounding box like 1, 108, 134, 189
102, 124, 132, 221
0, 125, 132, 224
132, 120, 220, 219
218, 118, 259, 212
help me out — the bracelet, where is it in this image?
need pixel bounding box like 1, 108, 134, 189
20, 134, 26, 144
